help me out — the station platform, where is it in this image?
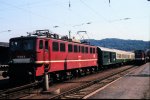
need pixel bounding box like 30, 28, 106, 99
85, 63, 150, 99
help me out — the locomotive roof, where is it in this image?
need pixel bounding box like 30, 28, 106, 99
10, 36, 37, 40
10, 36, 96, 47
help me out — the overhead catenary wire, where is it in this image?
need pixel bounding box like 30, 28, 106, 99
78, 0, 135, 40
0, 0, 69, 29
79, 0, 109, 23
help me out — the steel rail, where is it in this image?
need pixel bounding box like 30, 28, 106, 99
0, 80, 42, 99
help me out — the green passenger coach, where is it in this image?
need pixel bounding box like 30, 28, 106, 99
97, 46, 135, 67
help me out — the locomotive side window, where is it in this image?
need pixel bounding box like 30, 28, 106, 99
78, 46, 80, 52
74, 45, 78, 53
90, 47, 92, 54
93, 48, 95, 53
68, 44, 72, 52
85, 47, 88, 53
53, 42, 59, 51
39, 40, 43, 49
45, 41, 48, 50
81, 46, 84, 53
60, 43, 65, 52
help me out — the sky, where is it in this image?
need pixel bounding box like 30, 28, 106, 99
0, 0, 150, 42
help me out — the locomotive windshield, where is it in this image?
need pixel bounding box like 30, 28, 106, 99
10, 39, 35, 51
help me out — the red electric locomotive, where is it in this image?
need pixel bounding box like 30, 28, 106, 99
3, 30, 98, 82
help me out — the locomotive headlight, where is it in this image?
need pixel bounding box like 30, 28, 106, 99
28, 71, 33, 76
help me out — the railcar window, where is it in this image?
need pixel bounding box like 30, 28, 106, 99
60, 43, 65, 52
81, 46, 84, 53
117, 54, 121, 58
45, 41, 48, 50
10, 39, 35, 51
53, 42, 59, 51
90, 47, 92, 54
93, 48, 95, 53
68, 44, 72, 52
74, 45, 78, 52
112, 53, 116, 58
85, 47, 88, 53
39, 40, 43, 49
78, 46, 80, 52
122, 54, 125, 58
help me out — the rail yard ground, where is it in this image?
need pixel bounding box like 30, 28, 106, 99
86, 63, 150, 99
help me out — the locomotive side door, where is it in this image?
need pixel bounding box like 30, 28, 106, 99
37, 39, 44, 62
44, 40, 50, 71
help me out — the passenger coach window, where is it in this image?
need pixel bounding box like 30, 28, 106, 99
68, 44, 72, 52
39, 40, 43, 49
60, 43, 65, 52
53, 42, 59, 51
74, 45, 78, 52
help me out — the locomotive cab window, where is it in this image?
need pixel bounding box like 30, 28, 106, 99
53, 42, 59, 51
10, 39, 35, 51
60, 43, 65, 52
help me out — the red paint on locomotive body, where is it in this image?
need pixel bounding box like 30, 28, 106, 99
35, 37, 98, 76
6, 29, 99, 82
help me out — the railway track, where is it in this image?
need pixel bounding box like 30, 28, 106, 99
48, 65, 140, 99
0, 81, 42, 99
0, 64, 142, 99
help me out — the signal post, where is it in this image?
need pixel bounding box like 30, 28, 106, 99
44, 64, 49, 91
